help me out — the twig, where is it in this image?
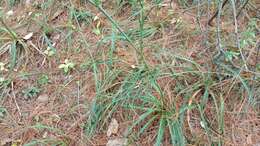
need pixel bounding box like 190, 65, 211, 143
77, 81, 81, 112
203, 0, 211, 54
187, 89, 201, 136
11, 82, 22, 120
216, 0, 224, 54
230, 0, 239, 48
252, 42, 260, 88
236, 0, 250, 19
255, 42, 260, 72
247, 41, 260, 107
208, 0, 229, 26
230, 0, 248, 70
28, 41, 46, 57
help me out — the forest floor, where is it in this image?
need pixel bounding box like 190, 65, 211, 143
0, 0, 259, 146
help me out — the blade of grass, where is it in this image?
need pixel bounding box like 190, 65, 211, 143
138, 115, 158, 137
88, 0, 138, 51
154, 117, 166, 146
0, 18, 17, 40
127, 109, 154, 135
168, 119, 186, 146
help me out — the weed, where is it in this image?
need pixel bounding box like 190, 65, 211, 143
37, 74, 49, 85
58, 59, 75, 74
1, 0, 259, 145
43, 46, 55, 57
0, 77, 10, 87
257, 64, 260, 71
24, 139, 67, 146
7, 0, 19, 7
73, 9, 93, 24
22, 86, 41, 99
240, 19, 257, 49
0, 106, 7, 119
92, 16, 102, 35
224, 50, 239, 62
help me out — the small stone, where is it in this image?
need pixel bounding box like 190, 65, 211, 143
107, 118, 119, 137
6, 10, 14, 16
0, 138, 12, 146
106, 138, 128, 146
23, 32, 33, 40
130, 65, 136, 69
25, 0, 31, 5
37, 94, 49, 103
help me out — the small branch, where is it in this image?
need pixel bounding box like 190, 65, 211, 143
216, 0, 225, 54
254, 42, 260, 73
208, 0, 229, 26
230, 0, 248, 70
236, 0, 250, 19
11, 82, 22, 120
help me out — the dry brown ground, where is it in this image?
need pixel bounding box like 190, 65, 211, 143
0, 0, 259, 145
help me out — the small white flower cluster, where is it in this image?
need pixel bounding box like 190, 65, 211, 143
0, 62, 8, 72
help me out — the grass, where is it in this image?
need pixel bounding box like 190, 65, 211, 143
0, 0, 259, 145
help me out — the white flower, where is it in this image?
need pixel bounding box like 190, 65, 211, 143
0, 62, 8, 72
200, 121, 206, 129
131, 65, 136, 69
6, 10, 14, 16
0, 77, 5, 82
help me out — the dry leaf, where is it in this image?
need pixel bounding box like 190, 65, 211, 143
246, 134, 252, 145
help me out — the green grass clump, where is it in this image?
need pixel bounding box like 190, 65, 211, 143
83, 0, 259, 145
0, 0, 259, 146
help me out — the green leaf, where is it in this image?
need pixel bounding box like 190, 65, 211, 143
64, 66, 69, 73
67, 62, 75, 68
256, 64, 260, 71
92, 0, 101, 6
58, 64, 66, 69
93, 28, 101, 35
0, 107, 7, 118
37, 74, 49, 85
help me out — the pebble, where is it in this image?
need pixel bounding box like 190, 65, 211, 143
36, 94, 49, 103
106, 138, 128, 146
